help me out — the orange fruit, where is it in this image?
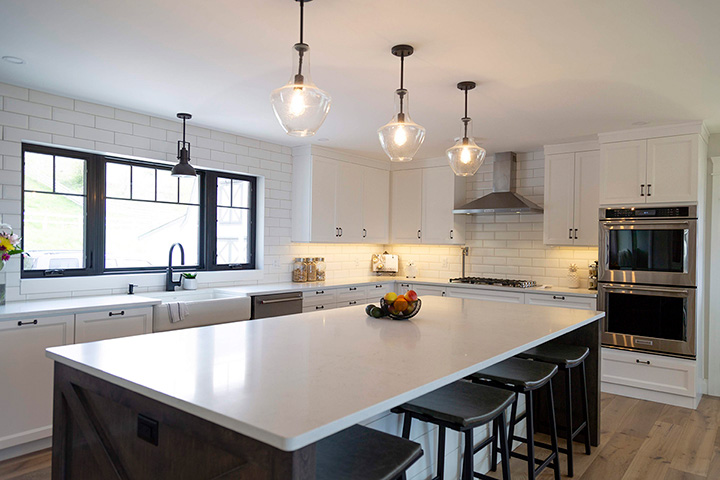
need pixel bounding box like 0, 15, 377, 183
393, 297, 408, 313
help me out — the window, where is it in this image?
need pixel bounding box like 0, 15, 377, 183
21, 144, 257, 278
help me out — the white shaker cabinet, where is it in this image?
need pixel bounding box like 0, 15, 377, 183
75, 306, 152, 344
0, 314, 74, 450
293, 155, 338, 243
335, 162, 365, 243
543, 143, 599, 246
598, 131, 704, 206
390, 167, 466, 245
362, 167, 390, 244
390, 169, 423, 244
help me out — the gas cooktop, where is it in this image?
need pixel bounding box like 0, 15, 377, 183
449, 277, 538, 288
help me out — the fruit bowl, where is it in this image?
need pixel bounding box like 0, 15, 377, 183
380, 297, 422, 320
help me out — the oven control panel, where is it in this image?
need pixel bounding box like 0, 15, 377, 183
603, 206, 692, 219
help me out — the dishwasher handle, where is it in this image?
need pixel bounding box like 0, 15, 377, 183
258, 297, 302, 305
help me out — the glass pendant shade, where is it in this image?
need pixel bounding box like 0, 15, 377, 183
378, 89, 426, 162
447, 119, 486, 176
271, 43, 331, 137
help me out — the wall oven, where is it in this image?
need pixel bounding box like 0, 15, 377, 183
598, 283, 695, 357
598, 206, 697, 358
599, 206, 696, 287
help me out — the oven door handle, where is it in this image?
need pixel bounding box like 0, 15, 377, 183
601, 221, 691, 229
601, 284, 690, 295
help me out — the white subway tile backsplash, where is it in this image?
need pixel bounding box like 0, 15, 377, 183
28, 117, 74, 136
74, 100, 114, 118
4, 98, 50, 119
52, 107, 94, 127
115, 109, 151, 126
0, 111, 29, 129
75, 124, 114, 143
0, 83, 29, 100
29, 90, 74, 109
95, 116, 133, 134
3, 126, 51, 143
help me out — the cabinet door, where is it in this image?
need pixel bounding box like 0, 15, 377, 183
543, 153, 576, 245
0, 314, 74, 450
525, 293, 597, 310
310, 158, 338, 242
362, 167, 390, 244
335, 162, 365, 243
390, 169, 423, 244
75, 307, 152, 344
646, 135, 698, 204
422, 167, 463, 245
599, 140, 647, 205
573, 150, 600, 246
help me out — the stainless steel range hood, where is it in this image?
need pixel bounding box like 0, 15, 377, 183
453, 152, 543, 215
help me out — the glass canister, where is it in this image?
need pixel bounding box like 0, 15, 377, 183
292, 258, 307, 283
306, 257, 318, 282
315, 257, 326, 281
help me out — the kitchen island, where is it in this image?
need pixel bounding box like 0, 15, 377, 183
46, 296, 604, 480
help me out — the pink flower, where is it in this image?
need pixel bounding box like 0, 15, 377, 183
2, 254, 9, 262
0, 245, 5, 251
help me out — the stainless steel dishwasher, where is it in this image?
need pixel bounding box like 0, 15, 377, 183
251, 291, 303, 319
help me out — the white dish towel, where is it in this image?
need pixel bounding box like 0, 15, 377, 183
167, 302, 190, 324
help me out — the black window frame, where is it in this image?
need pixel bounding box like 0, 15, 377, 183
21, 143, 257, 278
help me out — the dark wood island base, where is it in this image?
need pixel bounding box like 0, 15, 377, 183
51, 363, 315, 480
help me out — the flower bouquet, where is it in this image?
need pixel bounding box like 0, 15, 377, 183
0, 224, 22, 270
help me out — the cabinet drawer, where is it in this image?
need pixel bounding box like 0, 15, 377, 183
302, 289, 337, 306
525, 293, 597, 310
411, 285, 447, 297
601, 348, 696, 398
446, 287, 525, 304
337, 288, 368, 303
336, 299, 365, 308
368, 283, 393, 298
75, 307, 152, 343
303, 303, 336, 313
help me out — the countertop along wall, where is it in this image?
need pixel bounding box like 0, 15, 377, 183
390, 152, 600, 288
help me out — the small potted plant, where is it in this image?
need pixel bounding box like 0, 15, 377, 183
181, 273, 198, 290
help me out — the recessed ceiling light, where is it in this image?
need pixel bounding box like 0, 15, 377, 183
632, 121, 649, 126
317, 137, 330, 142
2, 56, 25, 65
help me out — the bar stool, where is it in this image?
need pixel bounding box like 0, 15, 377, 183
471, 357, 561, 480
517, 343, 591, 477
316, 424, 423, 480
392, 381, 516, 480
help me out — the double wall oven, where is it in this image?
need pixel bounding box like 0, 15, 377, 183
598, 206, 697, 357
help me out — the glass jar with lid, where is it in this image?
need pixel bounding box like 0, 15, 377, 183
306, 257, 318, 282
315, 257, 326, 281
292, 258, 307, 283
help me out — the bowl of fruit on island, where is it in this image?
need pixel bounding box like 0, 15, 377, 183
365, 290, 422, 320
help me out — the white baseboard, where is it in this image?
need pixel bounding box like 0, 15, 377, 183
602, 382, 700, 409
0, 436, 51, 462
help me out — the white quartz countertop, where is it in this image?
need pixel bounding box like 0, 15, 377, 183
219, 276, 598, 298
47, 296, 604, 451
0, 294, 161, 321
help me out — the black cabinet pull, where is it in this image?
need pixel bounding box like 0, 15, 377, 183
569, 228, 572, 239
574, 228, 578, 240
636, 359, 651, 365
362, 228, 367, 238
349, 301, 357, 305
17, 319, 38, 326
553, 296, 566, 300
339, 227, 343, 237
109, 311, 125, 317
450, 229, 454, 239
315, 305, 324, 310
640, 184, 645, 196
349, 287, 357, 291
647, 184, 652, 196
417, 230, 421, 239
375, 284, 382, 288
316, 290, 324, 295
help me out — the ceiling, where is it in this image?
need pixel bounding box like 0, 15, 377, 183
1, 0, 720, 160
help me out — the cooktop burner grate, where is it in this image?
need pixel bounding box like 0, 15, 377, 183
449, 277, 538, 288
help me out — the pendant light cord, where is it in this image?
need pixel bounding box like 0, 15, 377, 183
297, 0, 306, 78
463, 88, 469, 139
398, 54, 405, 115
182, 117, 186, 144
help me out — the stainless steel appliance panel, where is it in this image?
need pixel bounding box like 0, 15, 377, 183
598, 283, 695, 357
598, 218, 696, 286
251, 292, 303, 319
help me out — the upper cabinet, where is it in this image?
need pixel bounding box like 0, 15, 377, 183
292, 148, 390, 244
543, 142, 599, 246
598, 124, 708, 206
390, 167, 466, 245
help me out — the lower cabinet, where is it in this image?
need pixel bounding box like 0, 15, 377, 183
0, 314, 74, 450
75, 307, 152, 343
446, 287, 525, 304
524, 293, 596, 310
409, 284, 447, 297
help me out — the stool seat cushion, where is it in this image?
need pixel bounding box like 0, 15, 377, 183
517, 343, 590, 368
316, 425, 423, 480
472, 357, 558, 391
397, 381, 515, 429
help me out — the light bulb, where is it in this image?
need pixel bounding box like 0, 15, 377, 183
461, 146, 472, 164
289, 87, 307, 117
394, 125, 408, 147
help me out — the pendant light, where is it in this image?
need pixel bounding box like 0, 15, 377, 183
171, 113, 196, 178
378, 45, 426, 162
270, 0, 331, 137
446, 81, 486, 176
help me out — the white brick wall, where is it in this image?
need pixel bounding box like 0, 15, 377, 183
0, 81, 599, 302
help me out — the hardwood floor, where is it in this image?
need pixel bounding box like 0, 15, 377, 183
1, 393, 719, 480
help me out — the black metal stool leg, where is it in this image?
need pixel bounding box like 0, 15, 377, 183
402, 413, 412, 439
565, 368, 574, 477
547, 381, 561, 480
491, 418, 499, 472
581, 361, 591, 455
508, 396, 518, 453
436, 426, 446, 480
462, 428, 474, 480
526, 390, 536, 480
498, 414, 511, 480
